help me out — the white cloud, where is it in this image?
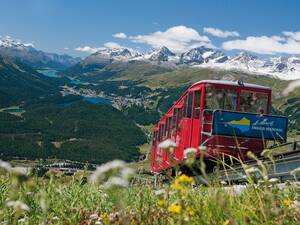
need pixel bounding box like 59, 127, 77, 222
113, 32, 127, 39
222, 32, 300, 55
129, 25, 211, 53
203, 27, 240, 38
103, 42, 122, 48
283, 31, 300, 41
75, 46, 101, 53
75, 42, 124, 53
64, 47, 69, 50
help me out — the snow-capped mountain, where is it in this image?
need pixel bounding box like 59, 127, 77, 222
180, 46, 228, 65
144, 46, 178, 62
82, 47, 141, 65
0, 37, 80, 69
77, 44, 300, 80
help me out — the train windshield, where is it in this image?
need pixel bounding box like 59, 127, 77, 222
240, 91, 268, 114
205, 86, 237, 111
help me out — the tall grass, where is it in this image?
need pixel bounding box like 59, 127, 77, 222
1, 156, 300, 225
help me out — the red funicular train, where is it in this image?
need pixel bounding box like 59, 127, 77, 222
151, 80, 288, 173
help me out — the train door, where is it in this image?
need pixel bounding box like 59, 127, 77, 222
182, 92, 194, 149
190, 89, 202, 148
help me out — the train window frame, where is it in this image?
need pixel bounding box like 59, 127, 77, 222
240, 90, 268, 114
183, 96, 188, 117
172, 109, 177, 129
186, 92, 193, 118
165, 117, 172, 138
193, 90, 201, 119
204, 86, 237, 111
176, 107, 183, 132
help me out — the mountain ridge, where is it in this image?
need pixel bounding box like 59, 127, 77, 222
74, 46, 300, 80
0, 37, 80, 69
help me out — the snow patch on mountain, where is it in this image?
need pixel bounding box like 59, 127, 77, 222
0, 37, 80, 68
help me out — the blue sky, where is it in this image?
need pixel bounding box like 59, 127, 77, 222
0, 0, 300, 57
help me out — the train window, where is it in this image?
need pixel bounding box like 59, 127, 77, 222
159, 124, 164, 141
193, 90, 201, 119
177, 108, 183, 131
205, 86, 237, 111
240, 91, 268, 114
165, 117, 171, 137
187, 92, 193, 118
172, 109, 177, 129
183, 97, 188, 117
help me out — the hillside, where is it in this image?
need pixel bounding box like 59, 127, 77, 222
0, 102, 146, 163
0, 57, 62, 107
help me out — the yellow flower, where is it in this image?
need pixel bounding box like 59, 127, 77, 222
158, 199, 166, 207
222, 219, 230, 225
101, 213, 109, 224
283, 198, 293, 207
177, 174, 195, 184
168, 204, 181, 214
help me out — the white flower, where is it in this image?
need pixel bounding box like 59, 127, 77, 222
220, 180, 227, 185
6, 200, 29, 211
291, 200, 300, 209
89, 160, 134, 188
198, 146, 207, 152
154, 189, 165, 196
120, 167, 134, 179
158, 139, 177, 149
104, 177, 129, 188
11, 167, 30, 176
95, 221, 103, 225
184, 148, 197, 158
245, 167, 260, 174
290, 167, 300, 176
89, 213, 99, 220
269, 178, 279, 184
0, 160, 12, 171
89, 160, 127, 183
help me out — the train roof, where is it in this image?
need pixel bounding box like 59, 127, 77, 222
191, 80, 271, 90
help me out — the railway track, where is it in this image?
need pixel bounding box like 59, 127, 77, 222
213, 149, 300, 184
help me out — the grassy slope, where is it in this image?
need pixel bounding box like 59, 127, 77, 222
0, 102, 147, 163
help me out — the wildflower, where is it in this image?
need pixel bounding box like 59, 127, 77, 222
222, 219, 230, 225
198, 145, 207, 152
220, 180, 227, 185
290, 167, 300, 177
95, 221, 103, 225
291, 200, 300, 209
171, 174, 194, 195
245, 167, 260, 174
269, 178, 279, 184
184, 148, 197, 158
177, 174, 195, 184
101, 213, 109, 224
154, 189, 165, 196
0, 160, 12, 171
159, 139, 177, 149
158, 199, 166, 207
168, 204, 181, 214
104, 177, 129, 188
283, 198, 293, 207
6, 200, 29, 211
89, 160, 134, 188
90, 213, 99, 220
